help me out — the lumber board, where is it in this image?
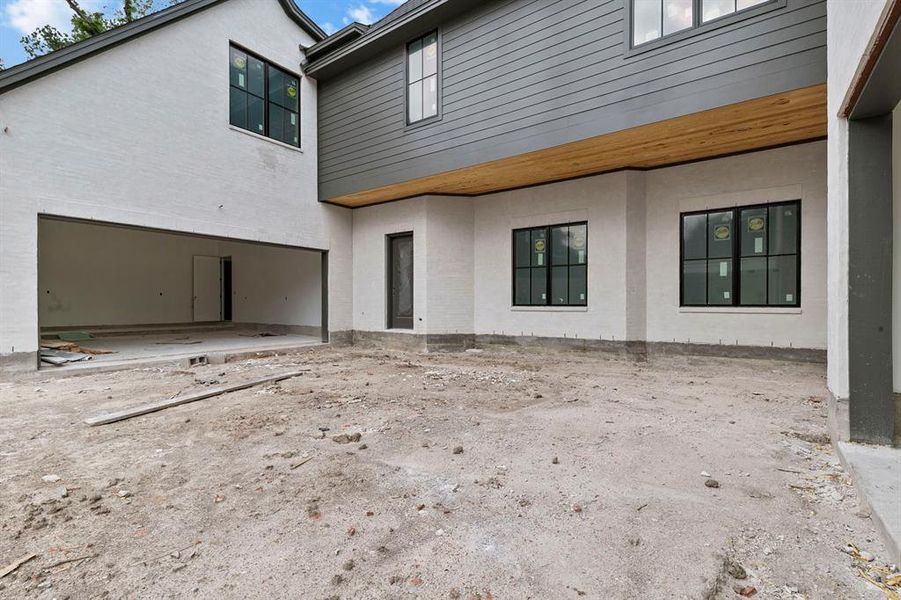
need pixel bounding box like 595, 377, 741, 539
84, 370, 309, 426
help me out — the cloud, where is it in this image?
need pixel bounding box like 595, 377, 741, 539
369, 0, 405, 5
346, 4, 374, 24
3, 0, 104, 35
322, 21, 337, 35
4, 0, 74, 34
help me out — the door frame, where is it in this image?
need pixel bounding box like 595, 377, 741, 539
386, 231, 414, 330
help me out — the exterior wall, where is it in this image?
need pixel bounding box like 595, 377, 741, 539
351, 195, 474, 335
318, 0, 827, 200
825, 0, 891, 398
644, 141, 826, 349
352, 198, 427, 333
38, 219, 321, 328
894, 102, 901, 392
473, 172, 631, 340
0, 0, 352, 364
351, 142, 826, 350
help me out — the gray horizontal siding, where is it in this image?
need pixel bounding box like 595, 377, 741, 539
317, 0, 826, 200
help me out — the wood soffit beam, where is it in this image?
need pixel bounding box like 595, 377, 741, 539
327, 84, 827, 208
839, 0, 901, 119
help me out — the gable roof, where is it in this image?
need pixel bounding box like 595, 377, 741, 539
0, 0, 324, 95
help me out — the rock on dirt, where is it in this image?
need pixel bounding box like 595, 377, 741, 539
332, 432, 362, 444
704, 479, 720, 488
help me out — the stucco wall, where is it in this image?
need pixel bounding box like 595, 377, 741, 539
826, 0, 891, 398
893, 101, 901, 391
38, 219, 321, 328
0, 0, 351, 360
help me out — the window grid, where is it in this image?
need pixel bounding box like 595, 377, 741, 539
632, 0, 773, 47
229, 44, 300, 147
680, 200, 800, 308
406, 31, 439, 125
512, 222, 588, 307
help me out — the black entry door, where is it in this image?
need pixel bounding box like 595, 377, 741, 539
388, 233, 414, 329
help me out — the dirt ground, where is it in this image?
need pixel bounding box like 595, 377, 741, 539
0, 345, 896, 599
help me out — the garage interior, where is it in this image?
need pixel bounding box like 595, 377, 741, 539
37, 216, 326, 369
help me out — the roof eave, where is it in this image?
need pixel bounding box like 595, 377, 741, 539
0, 0, 324, 95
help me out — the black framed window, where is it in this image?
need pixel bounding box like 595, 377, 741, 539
681, 200, 800, 307
229, 45, 300, 147
513, 222, 587, 306
406, 31, 438, 124
632, 0, 771, 46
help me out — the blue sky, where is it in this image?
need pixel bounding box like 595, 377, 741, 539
0, 0, 403, 68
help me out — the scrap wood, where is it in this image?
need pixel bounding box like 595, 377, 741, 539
1, 553, 36, 578
40, 340, 113, 355
291, 456, 314, 469
84, 370, 310, 426
45, 553, 98, 570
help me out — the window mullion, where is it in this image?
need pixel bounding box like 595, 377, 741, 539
732, 208, 739, 306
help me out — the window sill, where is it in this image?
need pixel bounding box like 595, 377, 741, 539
511, 306, 589, 313
679, 306, 801, 314
228, 125, 303, 153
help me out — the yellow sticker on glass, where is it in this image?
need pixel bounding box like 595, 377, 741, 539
713, 224, 730, 241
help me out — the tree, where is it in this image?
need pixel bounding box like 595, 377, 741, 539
20, 0, 169, 59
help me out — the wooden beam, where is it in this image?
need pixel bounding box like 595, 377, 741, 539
839, 0, 901, 118
84, 371, 309, 426
327, 84, 826, 208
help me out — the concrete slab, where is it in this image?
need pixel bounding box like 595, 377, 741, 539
37, 329, 322, 374
836, 441, 901, 564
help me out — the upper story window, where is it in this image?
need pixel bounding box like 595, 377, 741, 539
632, 0, 771, 46
513, 223, 588, 307
229, 45, 300, 147
406, 32, 439, 124
681, 200, 800, 307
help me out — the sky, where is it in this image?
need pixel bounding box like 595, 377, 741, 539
0, 0, 404, 68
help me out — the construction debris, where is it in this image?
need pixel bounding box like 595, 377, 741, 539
84, 370, 310, 426
843, 543, 901, 598
0, 553, 36, 579
40, 349, 93, 366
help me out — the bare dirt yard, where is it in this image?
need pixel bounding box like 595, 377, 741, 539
0, 345, 896, 599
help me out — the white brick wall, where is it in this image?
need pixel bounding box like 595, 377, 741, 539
0, 0, 352, 357
351, 142, 827, 349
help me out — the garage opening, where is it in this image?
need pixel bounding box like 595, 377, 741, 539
37, 216, 327, 369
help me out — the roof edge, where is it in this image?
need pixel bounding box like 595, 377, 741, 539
0, 0, 324, 95
304, 22, 369, 62
305, 0, 447, 77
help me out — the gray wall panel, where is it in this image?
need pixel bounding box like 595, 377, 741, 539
317, 0, 827, 199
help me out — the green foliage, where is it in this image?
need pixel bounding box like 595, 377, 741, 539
20, 0, 162, 59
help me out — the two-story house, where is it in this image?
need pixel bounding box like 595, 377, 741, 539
0, 0, 898, 450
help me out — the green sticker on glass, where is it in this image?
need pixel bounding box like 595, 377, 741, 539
713, 224, 730, 241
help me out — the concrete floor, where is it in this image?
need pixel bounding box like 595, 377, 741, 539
836, 441, 901, 565
39, 329, 322, 372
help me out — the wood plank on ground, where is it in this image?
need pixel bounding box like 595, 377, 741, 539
84, 370, 309, 426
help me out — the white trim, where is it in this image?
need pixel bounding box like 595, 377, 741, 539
511, 306, 589, 313
678, 306, 802, 314
227, 125, 303, 152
